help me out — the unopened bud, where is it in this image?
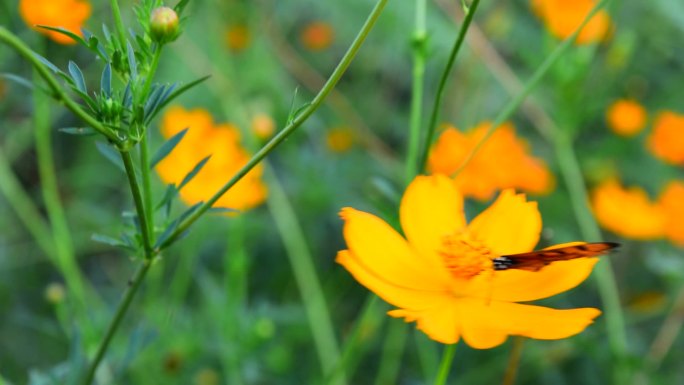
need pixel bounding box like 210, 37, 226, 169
45, 283, 66, 304
150, 6, 179, 44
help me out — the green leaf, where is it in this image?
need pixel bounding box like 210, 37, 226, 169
91, 233, 135, 250
33, 53, 62, 74
0, 73, 34, 90
67, 61, 87, 94
178, 155, 211, 190
175, 0, 191, 15
154, 202, 203, 249
149, 127, 188, 169
101, 63, 112, 97
146, 75, 210, 122
95, 141, 125, 171
82, 28, 109, 60
58, 127, 98, 136
127, 41, 138, 79
155, 183, 178, 213
143, 84, 166, 118
37, 25, 87, 46
208, 207, 240, 215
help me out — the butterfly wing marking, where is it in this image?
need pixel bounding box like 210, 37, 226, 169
492, 242, 620, 272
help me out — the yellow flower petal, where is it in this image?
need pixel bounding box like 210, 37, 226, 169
337, 251, 448, 311
341, 208, 448, 291
399, 175, 465, 282
388, 296, 462, 344
460, 299, 601, 349
467, 189, 542, 255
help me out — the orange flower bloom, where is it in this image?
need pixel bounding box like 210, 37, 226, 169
225, 25, 251, 52
658, 181, 684, 247
606, 99, 647, 137
300, 21, 334, 51
337, 175, 601, 348
428, 122, 554, 201
156, 106, 267, 211
530, 0, 611, 45
251, 113, 275, 140
19, 0, 91, 45
591, 179, 666, 240
326, 127, 354, 153
648, 111, 684, 166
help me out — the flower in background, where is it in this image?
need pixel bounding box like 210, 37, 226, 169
530, 0, 611, 45
300, 21, 334, 51
606, 99, 647, 137
225, 24, 251, 52
591, 179, 666, 240
648, 111, 684, 166
428, 122, 554, 201
658, 181, 684, 247
251, 113, 275, 140
19, 0, 91, 45
338, 175, 601, 348
326, 127, 354, 153
156, 106, 267, 211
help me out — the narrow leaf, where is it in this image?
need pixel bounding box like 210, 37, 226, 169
143, 84, 165, 118
58, 127, 98, 136
154, 202, 203, 249
178, 155, 211, 190
0, 73, 34, 90
126, 41, 137, 79
37, 25, 87, 46
101, 63, 112, 97
33, 53, 62, 74
149, 128, 188, 169
146, 75, 210, 122
95, 141, 125, 171
155, 183, 178, 211
67, 61, 87, 94
208, 207, 241, 215
91, 233, 135, 250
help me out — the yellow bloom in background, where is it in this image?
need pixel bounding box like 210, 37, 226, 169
606, 99, 647, 137
530, 0, 611, 45
19, 0, 91, 45
325, 127, 354, 153
300, 21, 334, 51
658, 181, 684, 247
337, 175, 600, 348
251, 113, 276, 140
648, 111, 684, 166
591, 179, 666, 240
225, 25, 251, 52
428, 122, 554, 201
156, 106, 267, 211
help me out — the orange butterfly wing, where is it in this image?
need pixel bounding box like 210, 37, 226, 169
492, 242, 619, 272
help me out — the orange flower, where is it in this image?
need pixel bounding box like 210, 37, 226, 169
156, 106, 267, 211
658, 181, 684, 247
428, 122, 554, 201
606, 99, 647, 137
530, 0, 611, 44
337, 175, 601, 348
591, 179, 666, 240
19, 0, 91, 45
251, 113, 275, 140
225, 25, 251, 52
648, 111, 684, 166
300, 21, 334, 51
326, 127, 354, 153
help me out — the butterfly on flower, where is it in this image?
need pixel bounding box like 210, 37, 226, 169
493, 242, 620, 272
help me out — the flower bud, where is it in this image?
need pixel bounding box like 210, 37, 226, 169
150, 6, 179, 44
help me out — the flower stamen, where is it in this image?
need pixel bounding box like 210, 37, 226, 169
439, 233, 496, 280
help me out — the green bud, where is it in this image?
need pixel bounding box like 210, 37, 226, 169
150, 6, 179, 44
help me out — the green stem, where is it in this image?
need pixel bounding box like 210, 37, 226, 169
110, 0, 128, 53
433, 344, 457, 385
417, 0, 481, 172
80, 260, 153, 385
120, 150, 154, 256
502, 337, 524, 385
156, 0, 389, 251
0, 27, 119, 143
405, 0, 428, 182
265, 165, 345, 384
373, 322, 408, 385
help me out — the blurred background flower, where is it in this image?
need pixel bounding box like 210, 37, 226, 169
19, 0, 91, 44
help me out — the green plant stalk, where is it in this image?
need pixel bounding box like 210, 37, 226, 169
554, 132, 628, 382
417, 0, 481, 172
157, 0, 389, 250
405, 0, 428, 183
0, 27, 119, 143
80, 259, 152, 385
110, 0, 128, 53
374, 321, 408, 385
265, 165, 346, 384
120, 150, 154, 256
32, 67, 93, 336
502, 337, 524, 385
415, 333, 439, 383
433, 344, 457, 385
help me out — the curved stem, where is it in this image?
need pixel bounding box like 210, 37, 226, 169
405, 0, 428, 182
0, 27, 119, 143
502, 337, 524, 385
157, 0, 389, 250
417, 0, 481, 172
433, 344, 457, 385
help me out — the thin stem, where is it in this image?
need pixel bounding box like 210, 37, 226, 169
405, 0, 428, 182
120, 151, 154, 256
502, 337, 524, 385
110, 0, 128, 52
80, 260, 152, 385
0, 27, 119, 143
157, 0, 389, 250
645, 285, 684, 371
433, 344, 457, 385
373, 321, 408, 385
417, 0, 481, 172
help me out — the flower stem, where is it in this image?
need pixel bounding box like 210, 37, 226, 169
433, 344, 457, 385
120, 150, 154, 256
374, 321, 408, 385
80, 259, 153, 385
417, 0, 481, 172
156, 0, 389, 251
645, 284, 684, 371
405, 0, 428, 182
110, 0, 128, 52
502, 337, 524, 385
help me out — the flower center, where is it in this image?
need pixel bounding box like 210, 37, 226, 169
439, 232, 496, 280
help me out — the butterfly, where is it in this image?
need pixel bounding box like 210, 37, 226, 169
492, 242, 620, 272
